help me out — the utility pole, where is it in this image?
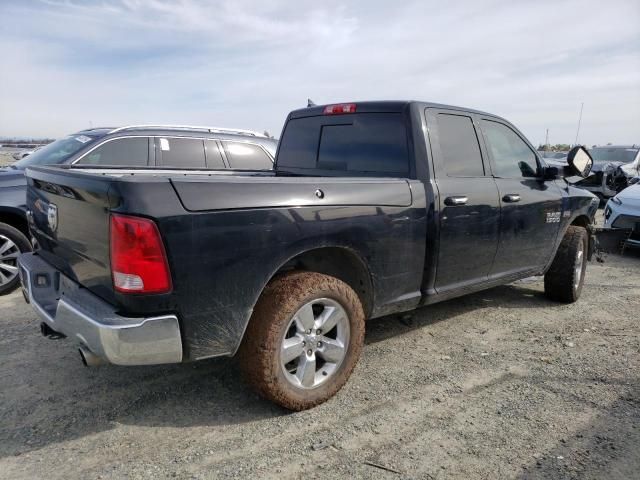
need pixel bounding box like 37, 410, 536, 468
545, 128, 549, 149
574, 102, 584, 146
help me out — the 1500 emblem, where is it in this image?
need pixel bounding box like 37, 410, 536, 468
47, 203, 58, 232
545, 211, 561, 223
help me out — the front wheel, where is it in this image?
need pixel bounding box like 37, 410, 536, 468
238, 271, 365, 411
544, 226, 588, 303
0, 222, 32, 295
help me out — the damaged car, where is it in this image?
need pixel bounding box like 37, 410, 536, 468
574, 145, 640, 200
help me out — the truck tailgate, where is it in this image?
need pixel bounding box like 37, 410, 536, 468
26, 167, 117, 299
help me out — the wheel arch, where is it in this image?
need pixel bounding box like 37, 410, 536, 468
570, 214, 591, 229
268, 246, 374, 319
0, 207, 29, 239
544, 213, 594, 274
229, 244, 375, 357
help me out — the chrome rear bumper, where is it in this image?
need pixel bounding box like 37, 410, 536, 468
18, 252, 183, 365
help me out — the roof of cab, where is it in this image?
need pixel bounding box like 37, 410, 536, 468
288, 100, 498, 119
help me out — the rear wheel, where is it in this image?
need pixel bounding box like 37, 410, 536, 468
544, 226, 588, 303
0, 222, 31, 295
238, 271, 365, 411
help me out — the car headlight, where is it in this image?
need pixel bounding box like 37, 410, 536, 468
611, 196, 622, 205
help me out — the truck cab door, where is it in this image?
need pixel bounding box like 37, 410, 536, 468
478, 118, 563, 278
425, 109, 501, 293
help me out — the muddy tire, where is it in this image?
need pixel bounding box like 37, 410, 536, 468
544, 226, 588, 303
238, 271, 365, 411
0, 222, 31, 295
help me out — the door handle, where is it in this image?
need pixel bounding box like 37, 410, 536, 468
444, 196, 468, 206
502, 194, 521, 203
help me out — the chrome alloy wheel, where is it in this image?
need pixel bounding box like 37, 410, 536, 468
280, 298, 350, 389
574, 241, 584, 292
0, 234, 20, 287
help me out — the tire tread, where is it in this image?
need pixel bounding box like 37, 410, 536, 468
544, 225, 587, 303
0, 222, 31, 295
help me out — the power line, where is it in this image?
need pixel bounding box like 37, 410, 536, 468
574, 102, 584, 146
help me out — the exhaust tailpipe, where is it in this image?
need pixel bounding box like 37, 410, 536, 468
79, 346, 107, 367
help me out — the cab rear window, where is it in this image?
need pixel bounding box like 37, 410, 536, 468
277, 113, 409, 176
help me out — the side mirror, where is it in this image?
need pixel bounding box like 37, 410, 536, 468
566, 146, 593, 178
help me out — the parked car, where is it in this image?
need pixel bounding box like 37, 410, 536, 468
539, 151, 568, 161
12, 146, 43, 161
18, 101, 597, 410
0, 125, 276, 294
574, 145, 640, 199
603, 183, 640, 248
542, 153, 569, 171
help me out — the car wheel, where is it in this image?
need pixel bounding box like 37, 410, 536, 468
0, 222, 32, 295
544, 226, 588, 303
238, 271, 365, 411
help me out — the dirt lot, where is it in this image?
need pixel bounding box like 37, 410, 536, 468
0, 150, 16, 166
1, 250, 638, 479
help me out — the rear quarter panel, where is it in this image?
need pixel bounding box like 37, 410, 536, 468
161, 177, 427, 360
0, 171, 28, 213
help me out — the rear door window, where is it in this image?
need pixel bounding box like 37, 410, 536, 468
158, 137, 206, 168
77, 137, 149, 166
435, 113, 485, 176
221, 141, 273, 170
481, 120, 539, 178
277, 113, 409, 176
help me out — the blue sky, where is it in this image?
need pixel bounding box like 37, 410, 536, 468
0, 0, 639, 146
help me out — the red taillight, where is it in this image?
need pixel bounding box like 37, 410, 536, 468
323, 103, 357, 115
110, 214, 172, 294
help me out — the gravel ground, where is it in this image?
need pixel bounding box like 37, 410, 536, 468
1, 249, 638, 480
0, 151, 16, 166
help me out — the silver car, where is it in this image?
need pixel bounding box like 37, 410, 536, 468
604, 183, 640, 247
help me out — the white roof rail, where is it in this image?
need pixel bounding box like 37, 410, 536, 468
109, 125, 267, 137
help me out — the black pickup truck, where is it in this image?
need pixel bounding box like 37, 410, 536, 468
18, 101, 598, 410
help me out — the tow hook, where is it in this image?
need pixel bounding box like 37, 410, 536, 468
40, 322, 66, 339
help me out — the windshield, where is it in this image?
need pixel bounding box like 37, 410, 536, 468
589, 147, 639, 164
13, 134, 99, 169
